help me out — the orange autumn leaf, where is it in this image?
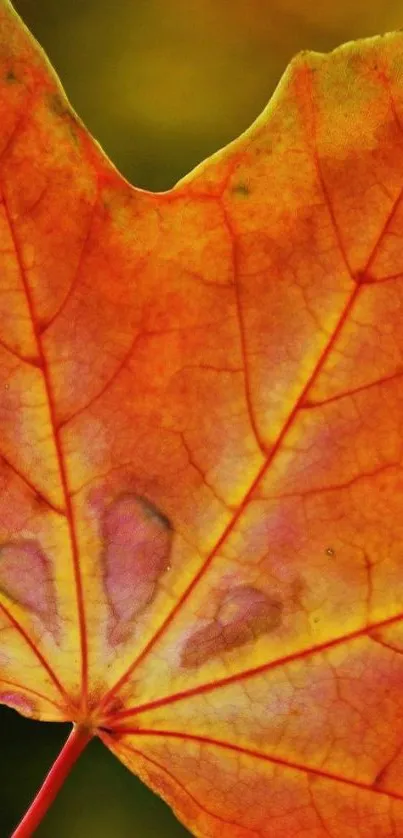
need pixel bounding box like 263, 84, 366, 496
2, 0, 403, 835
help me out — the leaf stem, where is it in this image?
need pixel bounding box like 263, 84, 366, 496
11, 724, 92, 838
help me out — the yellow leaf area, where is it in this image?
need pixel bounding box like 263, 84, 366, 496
1, 2, 403, 836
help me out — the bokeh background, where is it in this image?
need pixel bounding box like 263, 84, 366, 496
1, 0, 402, 835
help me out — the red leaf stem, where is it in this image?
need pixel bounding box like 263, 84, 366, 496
11, 724, 92, 838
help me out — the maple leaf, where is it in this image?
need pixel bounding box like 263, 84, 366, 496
2, 1, 403, 836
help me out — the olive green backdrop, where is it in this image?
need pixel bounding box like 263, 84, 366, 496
1, 0, 402, 835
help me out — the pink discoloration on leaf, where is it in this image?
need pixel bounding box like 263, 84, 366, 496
103, 495, 172, 642
0, 690, 35, 717
0, 540, 59, 639
181, 585, 283, 667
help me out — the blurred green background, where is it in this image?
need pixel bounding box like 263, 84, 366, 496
1, 0, 402, 835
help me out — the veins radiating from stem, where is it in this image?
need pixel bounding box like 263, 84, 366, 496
97, 89, 403, 714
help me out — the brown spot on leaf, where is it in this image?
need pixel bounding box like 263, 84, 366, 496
47, 92, 69, 117
181, 585, 283, 668
47, 92, 79, 144
231, 182, 250, 196
5, 69, 18, 84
